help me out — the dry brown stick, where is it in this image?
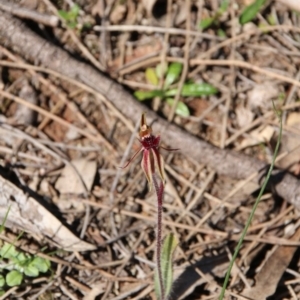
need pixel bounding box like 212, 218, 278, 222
93, 24, 222, 40
0, 0, 59, 27
1, 11, 300, 209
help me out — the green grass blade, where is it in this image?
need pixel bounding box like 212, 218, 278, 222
0, 206, 10, 233
164, 63, 183, 89
239, 0, 266, 25
219, 105, 282, 300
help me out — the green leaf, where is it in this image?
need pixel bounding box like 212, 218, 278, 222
239, 0, 266, 25
6, 270, 23, 287
217, 29, 226, 38
199, 0, 228, 30
13, 264, 24, 273
166, 98, 190, 117
0, 275, 5, 288
199, 17, 215, 30
267, 14, 276, 26
156, 63, 167, 79
24, 263, 39, 277
164, 62, 183, 89
31, 257, 51, 273
68, 21, 77, 29
0, 243, 19, 259
145, 68, 159, 86
219, 0, 229, 13
58, 10, 70, 21
134, 90, 164, 101
83, 22, 92, 29
58, 4, 80, 28
15, 252, 28, 265
165, 83, 218, 97
70, 4, 80, 19
154, 233, 178, 299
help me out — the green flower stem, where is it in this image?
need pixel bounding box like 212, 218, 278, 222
153, 173, 165, 300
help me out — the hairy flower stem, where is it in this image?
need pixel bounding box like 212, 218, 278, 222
153, 174, 165, 300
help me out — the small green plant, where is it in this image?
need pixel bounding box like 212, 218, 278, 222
134, 62, 218, 117
58, 4, 80, 29
154, 233, 178, 299
266, 13, 276, 26
0, 209, 51, 293
239, 0, 266, 25
199, 0, 229, 30
0, 243, 51, 291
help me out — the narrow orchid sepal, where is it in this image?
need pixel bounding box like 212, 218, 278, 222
141, 149, 153, 188
160, 146, 179, 152
120, 147, 143, 169
151, 147, 166, 185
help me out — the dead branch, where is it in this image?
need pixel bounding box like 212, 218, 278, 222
0, 0, 59, 27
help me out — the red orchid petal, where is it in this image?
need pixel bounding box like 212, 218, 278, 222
151, 148, 166, 185
141, 149, 153, 187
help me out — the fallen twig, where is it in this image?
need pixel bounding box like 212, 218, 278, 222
0, 0, 59, 27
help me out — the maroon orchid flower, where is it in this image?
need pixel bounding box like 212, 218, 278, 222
122, 113, 177, 187
122, 113, 178, 299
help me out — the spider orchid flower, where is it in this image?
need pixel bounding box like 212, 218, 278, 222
122, 113, 177, 187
